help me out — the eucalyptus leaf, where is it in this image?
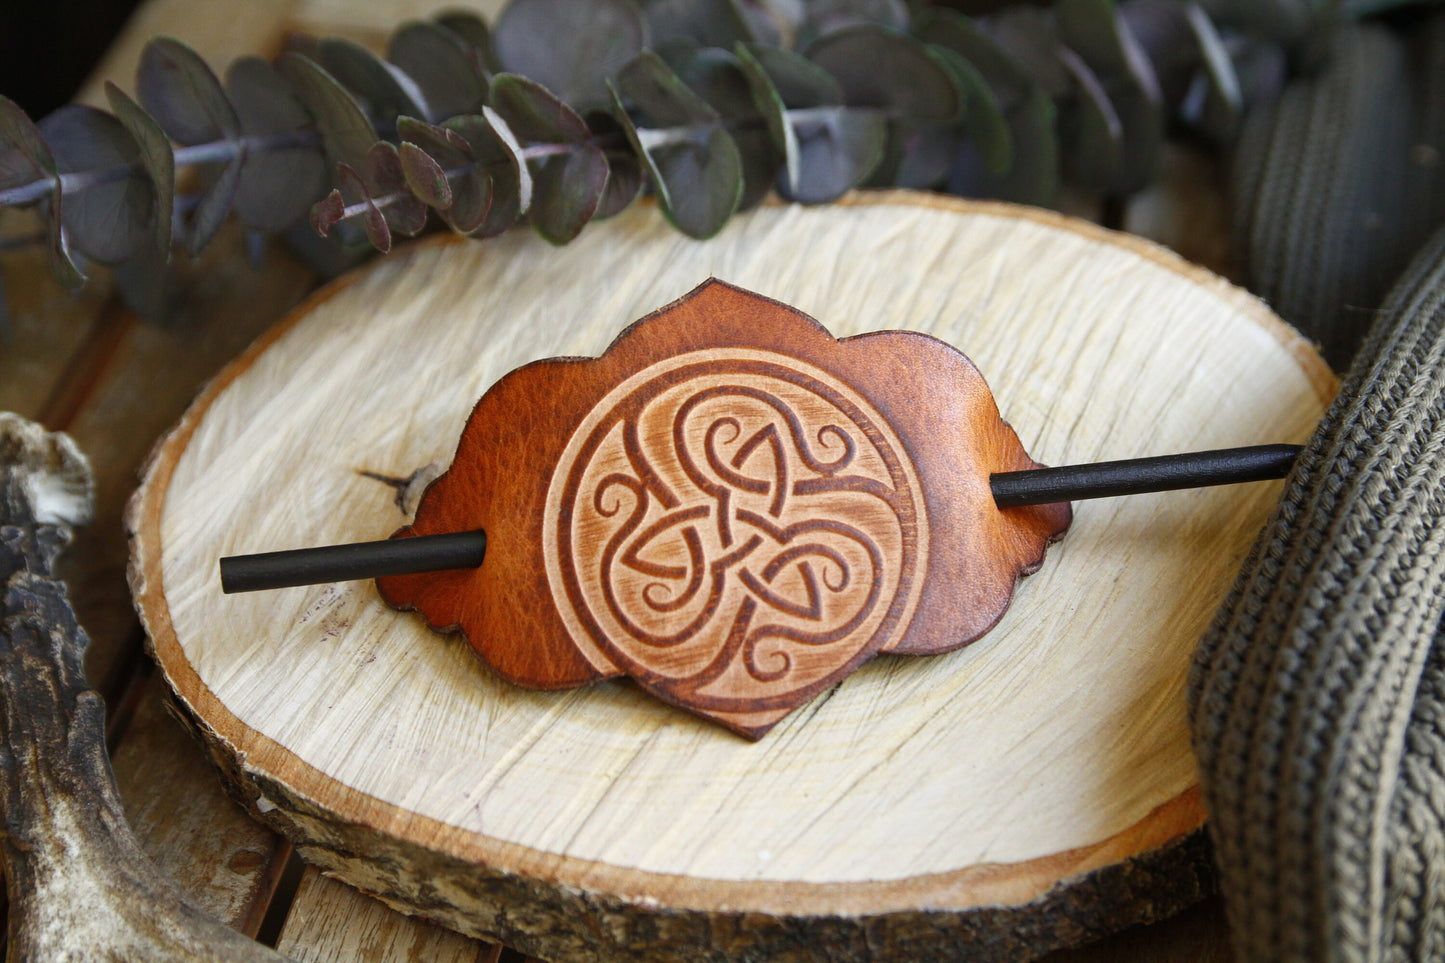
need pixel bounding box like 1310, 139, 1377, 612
105, 83, 175, 256
316, 37, 429, 128
490, 73, 592, 143
582, 110, 645, 218
1117, 0, 1196, 105
530, 142, 609, 243
672, 47, 780, 208
0, 94, 59, 192
388, 21, 489, 120
311, 189, 347, 236
188, 154, 242, 254
276, 52, 377, 175
494, 0, 648, 110
644, 0, 754, 49
874, 123, 961, 188
1195, 0, 1310, 44
611, 75, 742, 237
737, 42, 842, 107
0, 96, 84, 288
795, 0, 908, 50
949, 84, 1059, 206
734, 43, 796, 185
778, 105, 886, 203
39, 105, 153, 265
928, 45, 1011, 173
367, 141, 429, 237
335, 162, 391, 251
1057, 48, 1124, 191
615, 49, 721, 126
226, 56, 330, 232
398, 116, 495, 233
805, 26, 961, 123
445, 111, 527, 237
1181, 2, 1242, 138
399, 141, 452, 207
136, 36, 240, 144
1055, 0, 1163, 192
434, 10, 501, 72
984, 6, 1071, 97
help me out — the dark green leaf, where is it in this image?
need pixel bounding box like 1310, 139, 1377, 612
490, 74, 592, 143
335, 162, 391, 252
737, 43, 842, 108
0, 94, 59, 192
1118, 0, 1196, 106
316, 37, 429, 127
398, 116, 495, 233
928, 45, 1011, 173
105, 82, 175, 255
1196, 0, 1309, 44
1058, 48, 1123, 191
985, 7, 1070, 97
311, 189, 346, 236
795, 0, 908, 49
1055, 0, 1163, 192
136, 36, 240, 144
949, 84, 1058, 206
582, 110, 645, 218
644, 0, 754, 49
399, 141, 452, 207
779, 105, 886, 203
672, 47, 779, 208
611, 77, 742, 237
275, 52, 378, 173
494, 0, 648, 110
530, 142, 609, 243
388, 21, 489, 120
1181, 3, 1242, 139
367, 141, 429, 236
188, 154, 242, 254
805, 26, 961, 123
39, 105, 153, 265
445, 110, 529, 236
0, 96, 85, 288
615, 49, 720, 126
226, 56, 330, 232
434, 10, 500, 72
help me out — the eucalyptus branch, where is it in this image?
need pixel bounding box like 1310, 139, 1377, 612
0, 0, 1417, 312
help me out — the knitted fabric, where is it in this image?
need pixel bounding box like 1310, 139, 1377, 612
1190, 224, 1445, 962
1232, 23, 1418, 370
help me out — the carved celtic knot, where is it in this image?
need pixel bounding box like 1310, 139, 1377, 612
547, 351, 927, 713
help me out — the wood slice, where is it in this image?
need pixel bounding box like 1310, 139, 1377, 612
129, 193, 1334, 962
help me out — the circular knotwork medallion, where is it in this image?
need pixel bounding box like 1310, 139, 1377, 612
544, 349, 928, 712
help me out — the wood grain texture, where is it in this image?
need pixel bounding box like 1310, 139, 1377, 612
114, 674, 291, 935
379, 280, 1070, 737
276, 866, 500, 963
129, 193, 1334, 960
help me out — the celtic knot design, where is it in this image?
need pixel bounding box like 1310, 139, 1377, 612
547, 352, 926, 712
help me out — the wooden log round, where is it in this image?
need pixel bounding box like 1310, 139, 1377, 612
128, 193, 1334, 962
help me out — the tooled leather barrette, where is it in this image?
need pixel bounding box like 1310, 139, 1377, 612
220, 280, 1299, 738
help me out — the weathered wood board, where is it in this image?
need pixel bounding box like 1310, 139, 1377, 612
129, 193, 1333, 961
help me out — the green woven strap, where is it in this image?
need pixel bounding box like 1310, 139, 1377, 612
1190, 224, 1445, 962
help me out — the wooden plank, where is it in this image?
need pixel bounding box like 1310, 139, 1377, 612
114, 674, 290, 936
276, 867, 501, 963
59, 226, 315, 698
0, 240, 111, 423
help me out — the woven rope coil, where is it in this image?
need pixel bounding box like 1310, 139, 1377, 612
1191, 224, 1445, 962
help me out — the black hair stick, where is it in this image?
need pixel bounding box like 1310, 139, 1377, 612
218, 444, 1301, 593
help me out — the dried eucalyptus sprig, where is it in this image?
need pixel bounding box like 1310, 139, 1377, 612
0, 0, 1412, 307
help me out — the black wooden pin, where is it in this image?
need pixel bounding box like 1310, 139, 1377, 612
217, 444, 1302, 594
